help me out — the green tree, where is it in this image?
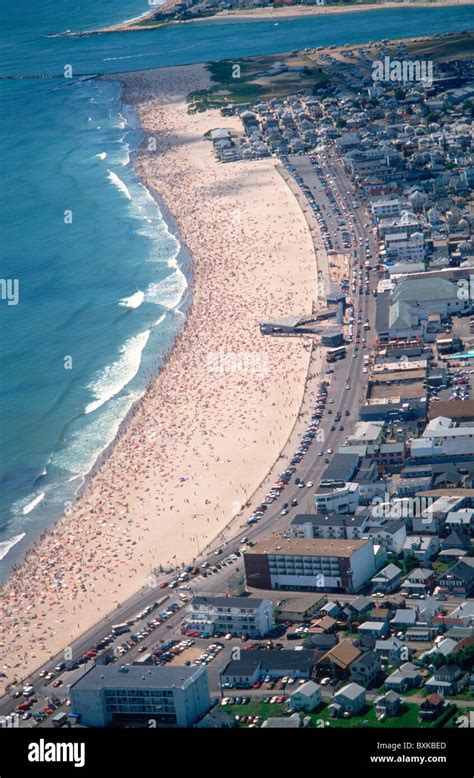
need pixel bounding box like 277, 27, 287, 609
446, 644, 474, 671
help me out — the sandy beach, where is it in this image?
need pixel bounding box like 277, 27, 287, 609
0, 64, 319, 689
97, 0, 473, 31
206, 0, 473, 21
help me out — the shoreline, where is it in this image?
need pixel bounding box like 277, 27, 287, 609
0, 63, 319, 689
0, 82, 193, 585
89, 0, 474, 33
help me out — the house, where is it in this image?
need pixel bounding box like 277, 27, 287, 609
330, 682, 366, 717
310, 615, 337, 634
321, 601, 343, 619
195, 707, 236, 728
445, 509, 474, 535
375, 690, 402, 718
276, 594, 326, 623
421, 637, 457, 662
385, 662, 424, 693
375, 636, 406, 665
368, 607, 391, 624
405, 627, 435, 642
371, 563, 402, 594
403, 535, 440, 562
418, 597, 444, 626
261, 712, 308, 728
426, 665, 469, 695
303, 633, 338, 652
316, 639, 362, 681
287, 680, 321, 713
391, 608, 417, 630
448, 602, 474, 626
401, 568, 437, 597
344, 596, 373, 619
363, 519, 407, 555
418, 693, 446, 723
437, 559, 474, 597
358, 621, 390, 640
441, 530, 471, 552
350, 650, 382, 688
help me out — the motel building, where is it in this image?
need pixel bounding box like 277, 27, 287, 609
69, 665, 211, 728
243, 538, 376, 594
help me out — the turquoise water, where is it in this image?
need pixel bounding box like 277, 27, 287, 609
0, 1, 473, 577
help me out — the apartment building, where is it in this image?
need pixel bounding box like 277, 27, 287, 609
70, 665, 211, 728
182, 595, 274, 638
291, 512, 369, 541
244, 538, 377, 593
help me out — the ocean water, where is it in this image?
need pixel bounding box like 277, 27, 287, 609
0, 1, 473, 578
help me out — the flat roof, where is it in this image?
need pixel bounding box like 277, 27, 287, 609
320, 452, 360, 483
291, 513, 369, 528
192, 595, 266, 609
369, 381, 425, 400
373, 369, 426, 383
247, 538, 369, 558
428, 400, 474, 421
70, 664, 203, 692
223, 649, 316, 676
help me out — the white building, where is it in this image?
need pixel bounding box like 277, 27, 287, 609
244, 537, 377, 593
70, 665, 211, 728
345, 421, 385, 456
314, 482, 360, 514
378, 211, 420, 240
291, 512, 369, 540
411, 417, 474, 458
403, 535, 440, 562
364, 519, 407, 555
384, 231, 425, 262
183, 595, 274, 638
372, 198, 404, 218
288, 681, 321, 712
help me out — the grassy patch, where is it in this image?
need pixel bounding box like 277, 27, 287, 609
432, 561, 452, 573
187, 54, 328, 113
306, 701, 457, 729
404, 32, 474, 63
222, 700, 286, 726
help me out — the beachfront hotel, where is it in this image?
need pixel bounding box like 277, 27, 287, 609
182, 595, 274, 638
69, 665, 211, 728
243, 538, 377, 594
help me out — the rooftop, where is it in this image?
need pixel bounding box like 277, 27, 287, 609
291, 513, 369, 528
192, 596, 266, 609
69, 664, 204, 692
246, 538, 370, 559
